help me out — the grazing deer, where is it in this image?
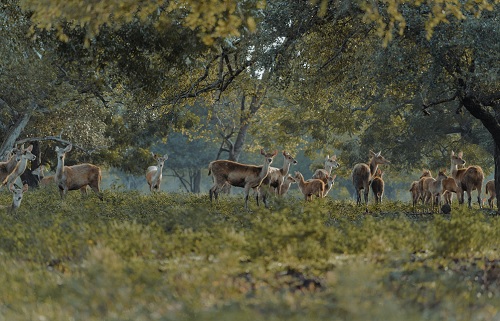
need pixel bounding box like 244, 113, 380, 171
146, 153, 169, 192
293, 171, 325, 201
257, 150, 298, 204
312, 155, 340, 183
426, 170, 448, 212
208, 149, 278, 209
2, 145, 36, 188
352, 150, 390, 206
450, 151, 484, 208
485, 179, 496, 209
371, 169, 384, 204
279, 175, 297, 196
0, 147, 22, 184
0, 183, 29, 213
55, 144, 103, 200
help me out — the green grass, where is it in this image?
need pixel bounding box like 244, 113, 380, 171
0, 188, 499, 321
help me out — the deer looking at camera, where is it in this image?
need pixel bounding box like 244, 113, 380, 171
279, 175, 297, 196
352, 150, 390, 206
2, 145, 36, 188
256, 150, 298, 205
312, 155, 340, 183
55, 144, 103, 200
208, 149, 278, 209
0, 183, 29, 213
294, 171, 325, 201
146, 153, 169, 192
0, 147, 22, 185
450, 151, 484, 208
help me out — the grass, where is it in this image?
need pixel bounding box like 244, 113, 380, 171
0, 188, 499, 321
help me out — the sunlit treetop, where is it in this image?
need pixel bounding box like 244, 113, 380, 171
19, 0, 265, 46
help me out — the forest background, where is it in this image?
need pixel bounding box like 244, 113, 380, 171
0, 0, 499, 206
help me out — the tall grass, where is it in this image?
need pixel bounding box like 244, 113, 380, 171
0, 188, 499, 320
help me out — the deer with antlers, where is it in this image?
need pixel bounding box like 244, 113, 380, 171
450, 151, 484, 208
208, 149, 278, 209
146, 153, 169, 192
352, 150, 390, 206
55, 144, 103, 200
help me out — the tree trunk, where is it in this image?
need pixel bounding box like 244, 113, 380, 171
0, 111, 32, 157
495, 143, 500, 212
192, 168, 201, 193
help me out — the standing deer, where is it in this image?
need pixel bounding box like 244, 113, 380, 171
371, 169, 384, 204
0, 183, 29, 213
257, 150, 298, 205
208, 149, 278, 209
485, 179, 496, 209
450, 151, 484, 208
322, 174, 337, 197
279, 175, 297, 196
55, 144, 103, 200
293, 171, 325, 201
31, 165, 55, 186
0, 147, 22, 184
2, 145, 36, 188
146, 153, 169, 192
426, 170, 448, 212
352, 150, 390, 206
312, 155, 340, 183
411, 169, 432, 211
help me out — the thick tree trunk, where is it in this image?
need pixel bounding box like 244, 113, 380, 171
0, 112, 32, 157
495, 143, 500, 212
192, 168, 201, 193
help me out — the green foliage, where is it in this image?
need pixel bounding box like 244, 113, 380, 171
0, 188, 499, 320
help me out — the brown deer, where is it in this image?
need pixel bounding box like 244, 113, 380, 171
371, 169, 384, 204
450, 151, 484, 208
442, 177, 459, 205
426, 170, 448, 212
208, 149, 278, 209
279, 174, 297, 196
146, 153, 169, 192
293, 171, 325, 201
31, 165, 55, 187
257, 150, 298, 204
55, 144, 103, 200
352, 150, 390, 206
0, 183, 29, 213
312, 155, 340, 183
2, 145, 36, 188
0, 147, 22, 184
410, 181, 420, 210
485, 179, 496, 209
322, 174, 337, 197
411, 169, 432, 210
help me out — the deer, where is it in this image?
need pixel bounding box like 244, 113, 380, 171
450, 151, 484, 208
411, 169, 432, 210
293, 171, 325, 201
371, 168, 384, 204
146, 153, 169, 192
442, 176, 460, 205
2, 145, 36, 188
0, 183, 29, 214
351, 150, 390, 206
279, 174, 297, 196
256, 150, 298, 204
322, 174, 337, 197
485, 179, 496, 209
208, 149, 278, 209
55, 144, 103, 200
426, 170, 448, 212
0, 147, 22, 185
312, 155, 340, 183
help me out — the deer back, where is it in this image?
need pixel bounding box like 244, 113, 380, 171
352, 163, 371, 189
61, 164, 101, 191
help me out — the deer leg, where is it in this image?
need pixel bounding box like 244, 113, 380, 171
477, 187, 482, 208
466, 190, 472, 208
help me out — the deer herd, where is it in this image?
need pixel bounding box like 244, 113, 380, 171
0, 143, 497, 213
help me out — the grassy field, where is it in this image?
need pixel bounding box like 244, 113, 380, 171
0, 188, 499, 321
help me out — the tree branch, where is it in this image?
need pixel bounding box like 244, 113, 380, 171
14, 136, 104, 154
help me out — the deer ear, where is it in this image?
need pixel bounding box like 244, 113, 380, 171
458, 151, 463, 158
332, 155, 337, 160
332, 174, 337, 179
163, 154, 169, 160
273, 150, 278, 156
65, 144, 72, 152
260, 149, 265, 155
9, 184, 15, 192
26, 145, 33, 152
369, 150, 375, 156
22, 184, 29, 192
